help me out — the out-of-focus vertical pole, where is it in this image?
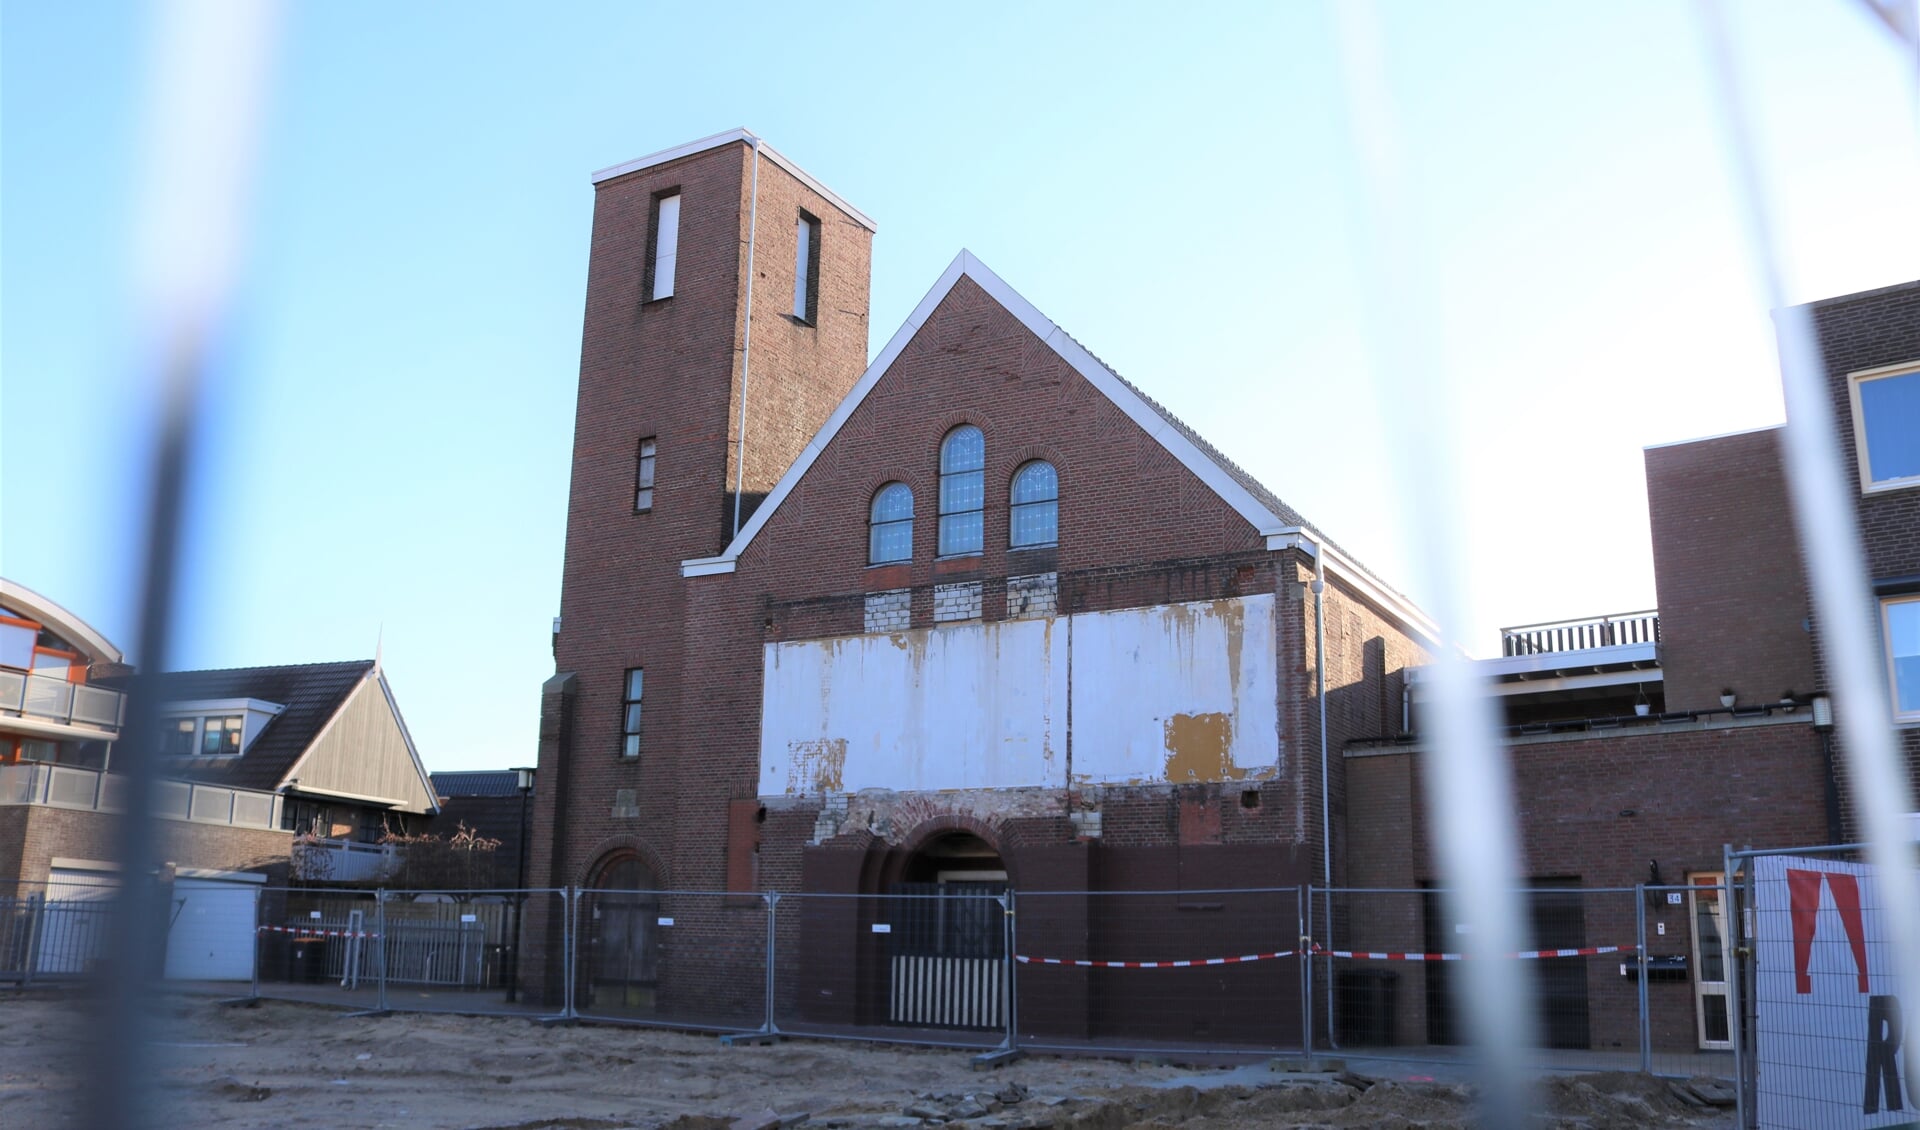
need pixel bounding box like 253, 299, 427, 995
1698, 11, 1920, 1129
565, 886, 578, 1019
1331, 4, 1537, 1124
93, 4, 279, 1126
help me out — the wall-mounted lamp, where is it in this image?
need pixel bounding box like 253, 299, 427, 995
1812, 694, 1834, 730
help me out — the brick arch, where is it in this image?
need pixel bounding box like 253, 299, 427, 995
885, 813, 1020, 890
576, 835, 668, 891
931, 414, 989, 461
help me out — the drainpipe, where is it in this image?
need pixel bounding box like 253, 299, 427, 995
730, 135, 762, 542
1311, 551, 1337, 1049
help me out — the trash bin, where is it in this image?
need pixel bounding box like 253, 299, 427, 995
288, 937, 330, 983
1337, 968, 1399, 1047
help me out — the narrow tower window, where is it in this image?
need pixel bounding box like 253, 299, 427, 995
938, 426, 985, 556
793, 212, 821, 322
634, 438, 657, 511
869, 482, 913, 564
1010, 461, 1059, 547
649, 192, 680, 301
620, 668, 644, 759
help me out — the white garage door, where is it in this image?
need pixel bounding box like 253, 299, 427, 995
165, 878, 259, 981
39, 868, 117, 975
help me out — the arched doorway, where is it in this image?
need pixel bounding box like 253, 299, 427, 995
886, 831, 1008, 1030
583, 854, 660, 1013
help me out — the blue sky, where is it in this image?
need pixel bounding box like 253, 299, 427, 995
4, 1, 1917, 772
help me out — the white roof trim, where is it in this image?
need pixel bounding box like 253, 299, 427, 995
0, 578, 123, 664
679, 249, 1438, 641
1265, 529, 1438, 644
1642, 423, 1783, 451
162, 697, 285, 717
591, 128, 877, 233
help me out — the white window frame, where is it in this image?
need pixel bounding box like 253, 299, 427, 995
1883, 593, 1920, 724
1847, 360, 1920, 494
793, 212, 819, 322
650, 192, 680, 302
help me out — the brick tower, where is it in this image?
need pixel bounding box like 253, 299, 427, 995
529, 132, 875, 900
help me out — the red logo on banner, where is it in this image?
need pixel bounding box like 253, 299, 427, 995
1787, 868, 1870, 994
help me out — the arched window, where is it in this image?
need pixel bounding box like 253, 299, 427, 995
1010, 461, 1058, 547
869, 482, 913, 564
938, 426, 985, 555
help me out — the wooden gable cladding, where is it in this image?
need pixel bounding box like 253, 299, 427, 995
284, 674, 437, 815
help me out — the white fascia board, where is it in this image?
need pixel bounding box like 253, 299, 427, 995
1409, 667, 1665, 699
1265, 528, 1440, 645
174, 867, 269, 883
591, 128, 877, 233
1642, 423, 1784, 451
1406, 640, 1662, 684
0, 715, 121, 743
681, 556, 739, 578
0, 578, 124, 664
163, 697, 286, 717
282, 782, 410, 808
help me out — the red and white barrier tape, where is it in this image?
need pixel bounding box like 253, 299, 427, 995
256, 924, 380, 940
1310, 944, 1636, 961
1015, 950, 1294, 969
1014, 944, 1636, 968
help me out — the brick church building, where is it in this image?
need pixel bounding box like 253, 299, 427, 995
526, 128, 1918, 1054
525, 131, 1435, 1041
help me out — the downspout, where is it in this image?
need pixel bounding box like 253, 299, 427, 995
730, 136, 762, 541
1311, 548, 1337, 1049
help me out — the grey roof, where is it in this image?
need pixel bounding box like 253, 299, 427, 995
430, 770, 529, 799
1069, 330, 1373, 573
109, 660, 374, 792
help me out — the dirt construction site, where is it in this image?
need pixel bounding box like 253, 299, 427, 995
1, 991, 1737, 1129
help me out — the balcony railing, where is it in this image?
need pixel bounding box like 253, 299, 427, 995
1499, 610, 1660, 657
293, 838, 399, 883
0, 670, 124, 732
0, 763, 283, 832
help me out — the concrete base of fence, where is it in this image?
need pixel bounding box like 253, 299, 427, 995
969, 1048, 1024, 1070
343, 1008, 392, 1018
719, 1032, 782, 1047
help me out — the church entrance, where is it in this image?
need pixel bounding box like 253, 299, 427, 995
885, 832, 1008, 1030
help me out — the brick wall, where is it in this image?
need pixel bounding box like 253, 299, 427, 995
1645, 427, 1815, 712
1346, 718, 1827, 1053
0, 805, 292, 888
535, 138, 871, 896
1796, 282, 1920, 836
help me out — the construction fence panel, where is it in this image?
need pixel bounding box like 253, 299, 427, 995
772, 889, 1009, 1050
1310, 886, 1726, 1078
1734, 842, 1909, 1130
1013, 887, 1303, 1058
0, 879, 117, 983
572, 889, 766, 1032
252, 887, 386, 1010
378, 889, 567, 1018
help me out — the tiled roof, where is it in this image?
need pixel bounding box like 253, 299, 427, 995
430, 770, 528, 799
1069, 329, 1375, 572
111, 660, 375, 792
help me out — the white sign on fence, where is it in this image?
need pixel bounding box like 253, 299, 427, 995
1754, 854, 1911, 1128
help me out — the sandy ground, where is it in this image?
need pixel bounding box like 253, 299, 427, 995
1, 990, 1736, 1130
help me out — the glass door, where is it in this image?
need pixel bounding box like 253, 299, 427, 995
1689, 873, 1732, 1050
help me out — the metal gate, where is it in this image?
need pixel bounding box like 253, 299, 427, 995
886, 882, 1006, 1029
